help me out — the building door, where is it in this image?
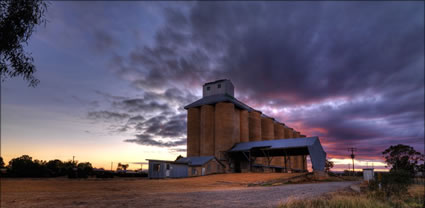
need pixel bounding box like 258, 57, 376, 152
165, 164, 170, 177
234, 161, 241, 173
201, 167, 206, 176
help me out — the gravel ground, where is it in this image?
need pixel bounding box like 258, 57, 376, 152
139, 181, 359, 208
1, 174, 359, 208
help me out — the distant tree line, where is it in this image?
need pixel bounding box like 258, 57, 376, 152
0, 155, 93, 178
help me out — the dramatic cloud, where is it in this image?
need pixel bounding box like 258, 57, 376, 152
113, 98, 170, 113
105, 2, 423, 159
124, 134, 186, 147
87, 111, 130, 121
88, 88, 191, 149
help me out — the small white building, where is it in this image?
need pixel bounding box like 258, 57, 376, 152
363, 168, 374, 181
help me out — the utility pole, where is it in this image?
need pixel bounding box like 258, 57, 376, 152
111, 162, 113, 171
72, 156, 75, 163
348, 148, 357, 176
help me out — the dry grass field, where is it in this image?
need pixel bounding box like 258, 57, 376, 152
279, 184, 424, 208
1, 173, 314, 207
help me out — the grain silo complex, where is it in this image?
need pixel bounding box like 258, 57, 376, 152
183, 79, 326, 174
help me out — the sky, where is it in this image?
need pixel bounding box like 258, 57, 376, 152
1, 1, 424, 171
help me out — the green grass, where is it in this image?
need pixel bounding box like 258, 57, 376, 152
279, 185, 424, 208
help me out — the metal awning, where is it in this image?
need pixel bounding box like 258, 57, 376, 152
227, 137, 326, 171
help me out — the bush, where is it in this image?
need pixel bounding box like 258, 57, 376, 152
381, 170, 412, 196
46, 159, 66, 177
7, 155, 49, 177
77, 162, 93, 178
280, 185, 424, 208
368, 170, 413, 197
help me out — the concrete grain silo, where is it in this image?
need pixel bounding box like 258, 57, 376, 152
285, 127, 294, 138
249, 111, 262, 141
234, 108, 241, 144
274, 123, 285, 139
200, 105, 215, 156
272, 122, 285, 166
283, 127, 295, 170
261, 116, 275, 141
187, 107, 200, 157
240, 110, 249, 142
298, 133, 307, 170
292, 131, 305, 170
214, 102, 235, 160
184, 79, 321, 173
283, 127, 289, 139
260, 116, 274, 165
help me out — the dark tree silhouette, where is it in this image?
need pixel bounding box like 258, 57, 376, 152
382, 144, 424, 175
0, 156, 4, 168
0, 0, 47, 87
7, 155, 48, 177
117, 162, 129, 171
77, 162, 93, 178
46, 159, 65, 177
325, 159, 334, 173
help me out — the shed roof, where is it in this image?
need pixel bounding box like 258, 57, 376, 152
228, 137, 327, 171
145, 159, 187, 164
203, 79, 229, 86
176, 156, 216, 166
184, 94, 254, 111
229, 137, 320, 152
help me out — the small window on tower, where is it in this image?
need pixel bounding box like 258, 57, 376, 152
207, 86, 210, 90
217, 84, 221, 88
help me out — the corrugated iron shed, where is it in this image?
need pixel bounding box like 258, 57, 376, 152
176, 156, 215, 166
228, 137, 326, 171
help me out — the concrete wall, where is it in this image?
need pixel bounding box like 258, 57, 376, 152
200, 105, 215, 156
187, 108, 200, 157
240, 110, 249, 142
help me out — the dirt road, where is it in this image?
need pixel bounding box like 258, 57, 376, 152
1, 173, 358, 208
131, 181, 358, 208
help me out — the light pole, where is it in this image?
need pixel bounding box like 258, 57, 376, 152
348, 148, 357, 176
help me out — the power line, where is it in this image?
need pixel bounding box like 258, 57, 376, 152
348, 148, 357, 176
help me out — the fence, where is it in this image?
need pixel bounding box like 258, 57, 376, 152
413, 177, 424, 185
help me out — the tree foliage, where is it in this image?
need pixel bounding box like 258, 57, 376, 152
7, 155, 48, 177
45, 159, 65, 177
369, 144, 425, 197
382, 144, 424, 175
0, 156, 4, 168
0, 0, 47, 87
325, 159, 334, 173
5, 155, 93, 178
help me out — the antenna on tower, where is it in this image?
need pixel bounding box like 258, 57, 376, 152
348, 148, 357, 176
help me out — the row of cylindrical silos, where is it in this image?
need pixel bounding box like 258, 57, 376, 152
187, 102, 242, 159
187, 102, 307, 171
